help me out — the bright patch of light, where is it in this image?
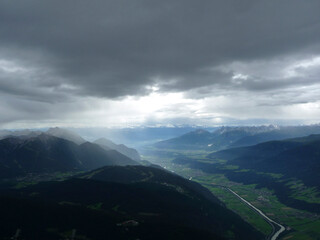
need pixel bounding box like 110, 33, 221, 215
68, 91, 206, 127
145, 84, 160, 92
0, 59, 28, 73
285, 56, 320, 78
232, 73, 249, 80
58, 84, 80, 91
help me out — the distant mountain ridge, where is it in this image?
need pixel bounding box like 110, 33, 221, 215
45, 128, 141, 161
0, 129, 42, 140
0, 127, 85, 144
46, 127, 86, 145
230, 125, 320, 147
94, 138, 141, 161
154, 124, 320, 151
0, 134, 138, 179
0, 127, 142, 161
72, 126, 218, 148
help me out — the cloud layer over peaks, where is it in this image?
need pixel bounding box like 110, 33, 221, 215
0, 0, 320, 127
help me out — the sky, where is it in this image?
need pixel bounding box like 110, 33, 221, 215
1, 0, 320, 128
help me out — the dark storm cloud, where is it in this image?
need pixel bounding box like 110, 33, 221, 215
0, 0, 320, 99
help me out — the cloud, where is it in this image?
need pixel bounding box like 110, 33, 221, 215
1, 0, 320, 97
0, 0, 320, 127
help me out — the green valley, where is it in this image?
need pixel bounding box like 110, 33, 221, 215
141, 146, 320, 240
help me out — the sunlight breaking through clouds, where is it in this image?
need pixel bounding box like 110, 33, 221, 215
0, 0, 319, 128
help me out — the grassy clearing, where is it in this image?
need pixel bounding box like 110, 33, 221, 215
286, 180, 320, 204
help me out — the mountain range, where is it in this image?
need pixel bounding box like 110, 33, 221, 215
47, 127, 142, 160
154, 124, 320, 151
0, 127, 142, 162
0, 134, 138, 179
71, 126, 218, 147
2, 125, 320, 239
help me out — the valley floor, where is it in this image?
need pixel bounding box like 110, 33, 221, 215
141, 147, 320, 240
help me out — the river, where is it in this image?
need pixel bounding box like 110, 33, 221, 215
222, 186, 286, 240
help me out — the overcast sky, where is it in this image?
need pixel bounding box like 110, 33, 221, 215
1, 0, 320, 128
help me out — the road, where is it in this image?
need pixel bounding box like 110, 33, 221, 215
219, 186, 286, 240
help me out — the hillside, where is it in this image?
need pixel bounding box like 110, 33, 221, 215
81, 165, 222, 205
210, 134, 320, 187
0, 165, 263, 240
